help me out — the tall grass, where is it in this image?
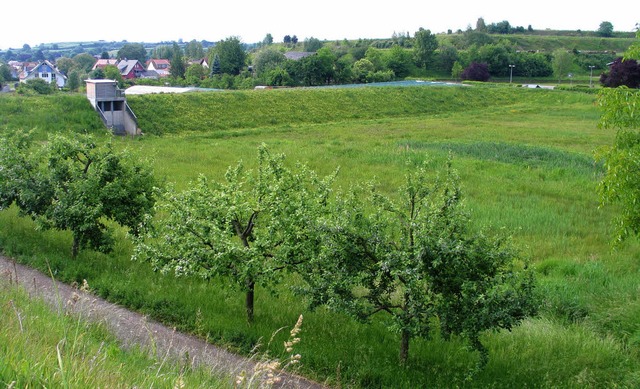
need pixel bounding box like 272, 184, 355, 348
1, 85, 639, 387
0, 94, 103, 137
127, 85, 521, 135
0, 280, 226, 388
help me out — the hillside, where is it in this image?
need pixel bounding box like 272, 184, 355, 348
128, 85, 527, 135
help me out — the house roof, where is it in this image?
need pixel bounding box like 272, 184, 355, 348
284, 51, 316, 60
188, 58, 209, 68
22, 60, 67, 80
117, 60, 143, 75
148, 59, 170, 66
92, 59, 118, 70
147, 59, 171, 70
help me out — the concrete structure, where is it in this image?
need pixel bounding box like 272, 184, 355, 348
85, 79, 139, 136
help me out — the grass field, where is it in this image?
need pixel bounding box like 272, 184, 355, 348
1, 85, 639, 387
0, 281, 227, 388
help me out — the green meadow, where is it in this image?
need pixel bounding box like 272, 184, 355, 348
0, 282, 227, 388
1, 85, 639, 387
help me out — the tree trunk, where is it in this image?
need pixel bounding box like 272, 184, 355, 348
71, 237, 79, 259
400, 328, 410, 364
245, 278, 255, 323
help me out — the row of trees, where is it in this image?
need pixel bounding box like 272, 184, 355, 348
132, 145, 538, 367
1, 20, 626, 92
154, 26, 620, 88
0, 130, 538, 368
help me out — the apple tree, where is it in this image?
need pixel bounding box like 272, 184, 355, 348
300, 158, 538, 367
0, 130, 157, 258
133, 145, 336, 323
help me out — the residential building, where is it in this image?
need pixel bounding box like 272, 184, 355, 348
146, 59, 171, 78
92, 59, 119, 70
117, 59, 145, 79
19, 60, 67, 88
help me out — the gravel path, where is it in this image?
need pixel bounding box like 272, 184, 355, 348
0, 255, 326, 388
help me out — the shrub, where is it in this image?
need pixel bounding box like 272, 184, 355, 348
461, 62, 490, 82
600, 57, 640, 88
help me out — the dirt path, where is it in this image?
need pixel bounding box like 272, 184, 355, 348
0, 255, 326, 389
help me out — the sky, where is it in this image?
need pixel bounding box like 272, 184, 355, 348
1, 1, 638, 50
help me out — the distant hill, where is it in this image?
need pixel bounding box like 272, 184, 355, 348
1, 29, 635, 61
438, 32, 635, 53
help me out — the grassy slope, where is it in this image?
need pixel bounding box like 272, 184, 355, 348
0, 94, 104, 137
0, 283, 226, 388
1, 87, 639, 387
126, 85, 516, 135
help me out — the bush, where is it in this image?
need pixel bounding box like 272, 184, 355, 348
600, 57, 640, 88
461, 62, 490, 82
17, 78, 55, 95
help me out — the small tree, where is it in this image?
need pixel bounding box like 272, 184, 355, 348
185, 63, 206, 86
89, 67, 105, 79
0, 131, 157, 258
214, 36, 247, 76
552, 49, 574, 83
103, 65, 124, 88
66, 69, 81, 91
461, 62, 490, 81
413, 28, 439, 69
384, 45, 412, 78
134, 145, 336, 323
117, 43, 148, 63
210, 53, 221, 77
170, 42, 186, 79
301, 158, 538, 367
303, 37, 323, 52
0, 130, 50, 214
262, 33, 274, 46
598, 21, 614, 37
451, 61, 464, 80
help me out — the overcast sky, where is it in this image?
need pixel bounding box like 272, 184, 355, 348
1, 1, 638, 50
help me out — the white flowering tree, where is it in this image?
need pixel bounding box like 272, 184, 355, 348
133, 145, 336, 323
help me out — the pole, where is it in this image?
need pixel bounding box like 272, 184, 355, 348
509, 65, 515, 84
589, 66, 595, 88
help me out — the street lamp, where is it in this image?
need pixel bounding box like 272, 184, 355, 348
509, 64, 515, 84
589, 65, 595, 88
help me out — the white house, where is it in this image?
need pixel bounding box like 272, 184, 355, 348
20, 60, 67, 88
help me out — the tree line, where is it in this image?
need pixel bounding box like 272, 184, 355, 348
1, 19, 630, 93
